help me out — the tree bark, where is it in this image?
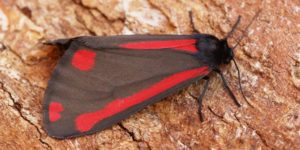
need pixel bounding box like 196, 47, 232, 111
0, 0, 299, 149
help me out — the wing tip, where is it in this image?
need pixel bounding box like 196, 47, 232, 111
43, 38, 72, 47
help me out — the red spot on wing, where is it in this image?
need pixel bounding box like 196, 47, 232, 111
75, 66, 209, 132
119, 39, 198, 53
49, 102, 64, 122
72, 49, 96, 71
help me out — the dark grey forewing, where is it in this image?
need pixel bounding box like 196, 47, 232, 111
43, 35, 208, 139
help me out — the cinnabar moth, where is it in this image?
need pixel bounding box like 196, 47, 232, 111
43, 11, 260, 139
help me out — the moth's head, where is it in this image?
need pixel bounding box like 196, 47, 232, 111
195, 35, 234, 66
217, 15, 242, 65
220, 39, 233, 64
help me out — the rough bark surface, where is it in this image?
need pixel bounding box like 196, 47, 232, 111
0, 0, 299, 149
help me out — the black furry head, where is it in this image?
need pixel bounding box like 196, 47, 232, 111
195, 35, 233, 67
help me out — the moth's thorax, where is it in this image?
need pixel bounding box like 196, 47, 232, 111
195, 35, 233, 67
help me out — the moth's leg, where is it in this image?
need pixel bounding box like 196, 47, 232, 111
214, 69, 241, 107
198, 76, 210, 121
189, 76, 210, 122
189, 11, 200, 34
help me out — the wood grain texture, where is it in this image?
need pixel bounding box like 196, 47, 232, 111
0, 0, 299, 149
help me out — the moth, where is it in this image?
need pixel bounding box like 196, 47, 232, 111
43, 12, 259, 139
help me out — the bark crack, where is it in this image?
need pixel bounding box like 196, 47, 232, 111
72, 0, 122, 36
0, 82, 52, 150
233, 114, 270, 148
1, 47, 46, 90
4, 44, 46, 66
0, 43, 47, 67
118, 123, 151, 150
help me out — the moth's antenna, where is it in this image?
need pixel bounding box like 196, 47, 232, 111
230, 10, 261, 107
224, 16, 241, 39
232, 10, 262, 50
232, 58, 253, 107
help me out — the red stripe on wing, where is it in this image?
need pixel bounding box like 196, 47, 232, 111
75, 66, 209, 132
119, 39, 198, 53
